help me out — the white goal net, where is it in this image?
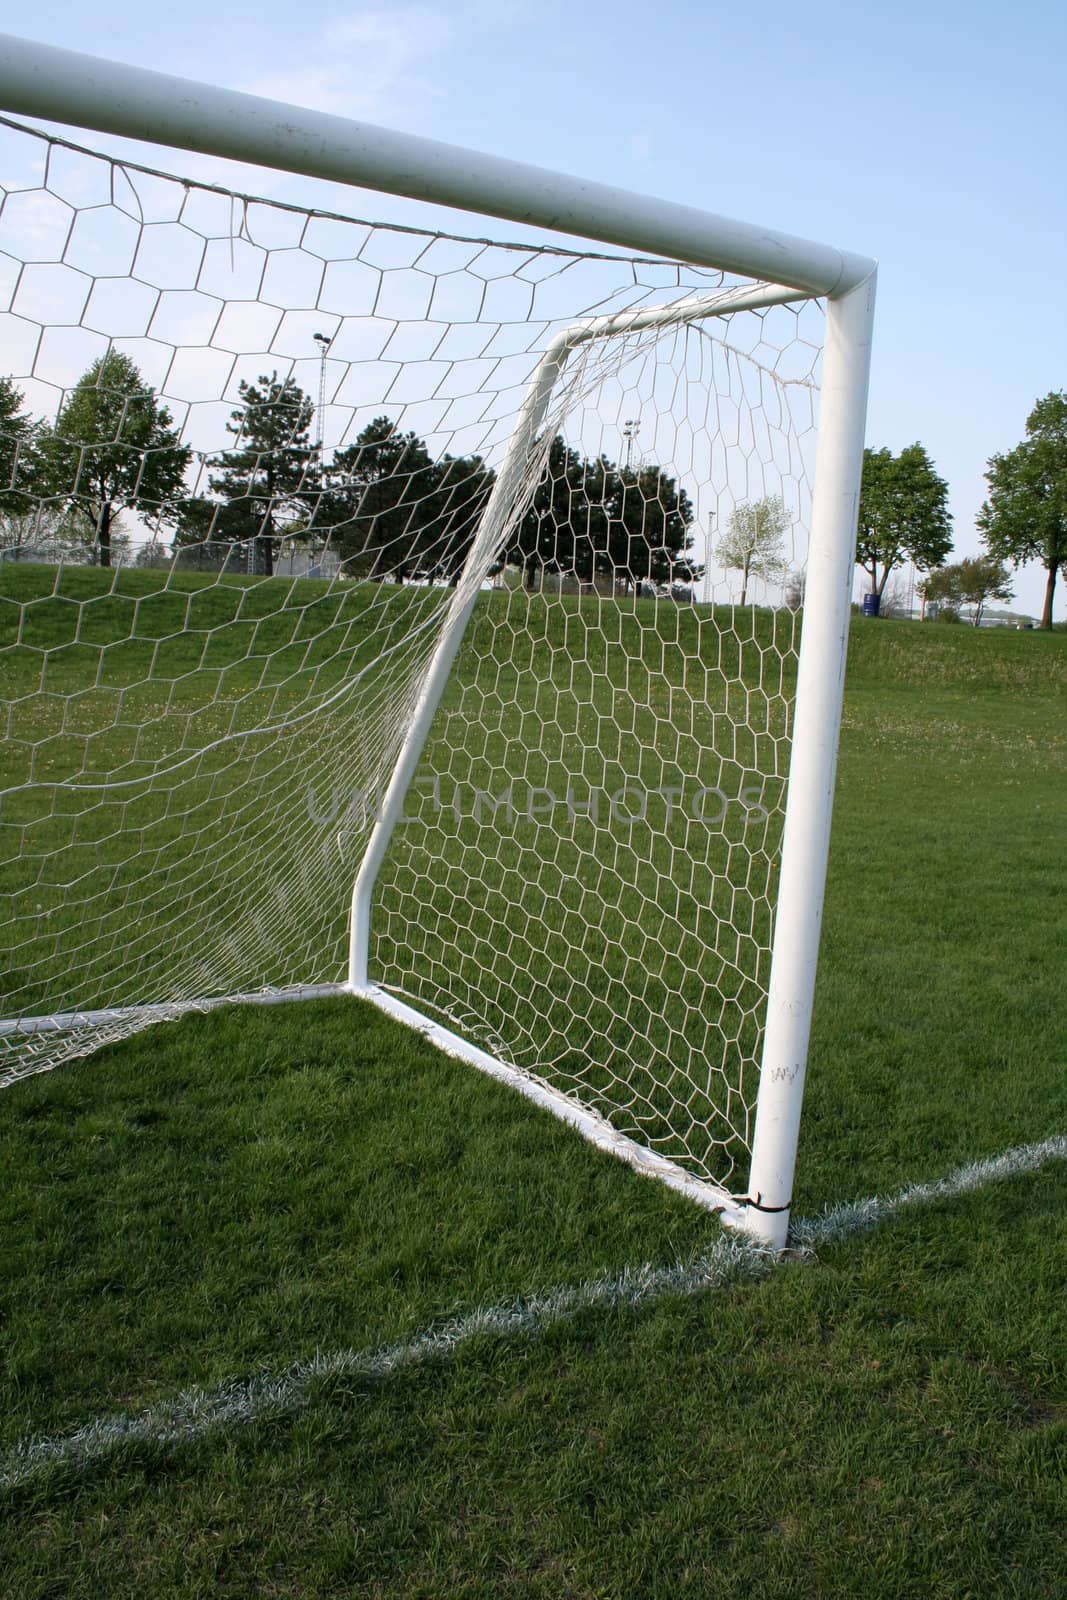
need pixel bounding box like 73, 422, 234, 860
0, 113, 848, 1224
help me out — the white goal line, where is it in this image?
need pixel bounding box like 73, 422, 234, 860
3, 1134, 1062, 1491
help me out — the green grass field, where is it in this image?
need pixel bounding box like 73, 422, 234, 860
1, 563, 798, 1186
1, 568, 1065, 1597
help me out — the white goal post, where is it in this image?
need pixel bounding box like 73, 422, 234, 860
0, 34, 875, 1249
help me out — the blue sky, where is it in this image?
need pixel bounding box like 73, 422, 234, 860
1, 0, 1064, 615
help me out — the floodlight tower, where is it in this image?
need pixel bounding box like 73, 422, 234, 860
312, 331, 333, 468
311, 331, 333, 570
622, 418, 640, 470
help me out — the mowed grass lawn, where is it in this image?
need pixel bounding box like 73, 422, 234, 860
1, 569, 1065, 1598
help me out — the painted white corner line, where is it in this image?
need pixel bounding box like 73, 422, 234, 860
2, 1134, 1063, 1491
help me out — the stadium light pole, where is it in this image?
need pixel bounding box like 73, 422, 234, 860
311, 331, 333, 574
312, 331, 332, 466
703, 517, 716, 607
622, 419, 640, 470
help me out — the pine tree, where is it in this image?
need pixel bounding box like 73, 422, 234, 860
506, 436, 611, 590
606, 463, 696, 595
411, 451, 496, 584
207, 374, 317, 577
325, 417, 438, 581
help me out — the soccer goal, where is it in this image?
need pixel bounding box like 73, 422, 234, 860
0, 35, 875, 1248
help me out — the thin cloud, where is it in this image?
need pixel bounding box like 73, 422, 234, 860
246, 7, 455, 124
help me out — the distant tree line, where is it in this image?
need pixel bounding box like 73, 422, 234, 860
0, 356, 702, 594
3, 354, 1064, 624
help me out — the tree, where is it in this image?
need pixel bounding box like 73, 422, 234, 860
784, 567, 806, 611
915, 556, 1013, 625
38, 352, 190, 567
877, 574, 913, 619
505, 435, 608, 591
978, 391, 1067, 630
199, 373, 317, 578
170, 493, 262, 571
856, 444, 952, 599
715, 494, 789, 605
325, 416, 439, 581
954, 555, 1014, 626
0, 376, 41, 528
500, 439, 698, 596
606, 463, 698, 594
134, 538, 171, 570
410, 451, 496, 584
916, 565, 960, 621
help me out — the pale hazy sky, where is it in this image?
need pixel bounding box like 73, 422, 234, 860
0, 0, 1064, 616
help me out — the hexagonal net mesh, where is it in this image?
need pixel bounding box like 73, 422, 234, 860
0, 118, 823, 1192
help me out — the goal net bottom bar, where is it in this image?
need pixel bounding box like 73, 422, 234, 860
1, 980, 750, 1230
0, 984, 350, 1040
351, 983, 750, 1233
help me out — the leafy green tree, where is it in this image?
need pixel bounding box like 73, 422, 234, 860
918, 556, 1013, 625
325, 416, 438, 581
39, 352, 190, 567
201, 373, 316, 578
0, 376, 41, 527
504, 435, 609, 591
916, 565, 960, 621
410, 451, 496, 584
856, 444, 952, 599
605, 463, 697, 594
714, 494, 789, 605
978, 391, 1067, 630
954, 555, 1014, 626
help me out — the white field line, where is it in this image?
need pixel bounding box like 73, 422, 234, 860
793, 1134, 1067, 1246
2, 1134, 1064, 1491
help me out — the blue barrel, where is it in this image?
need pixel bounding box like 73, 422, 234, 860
862, 593, 881, 617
